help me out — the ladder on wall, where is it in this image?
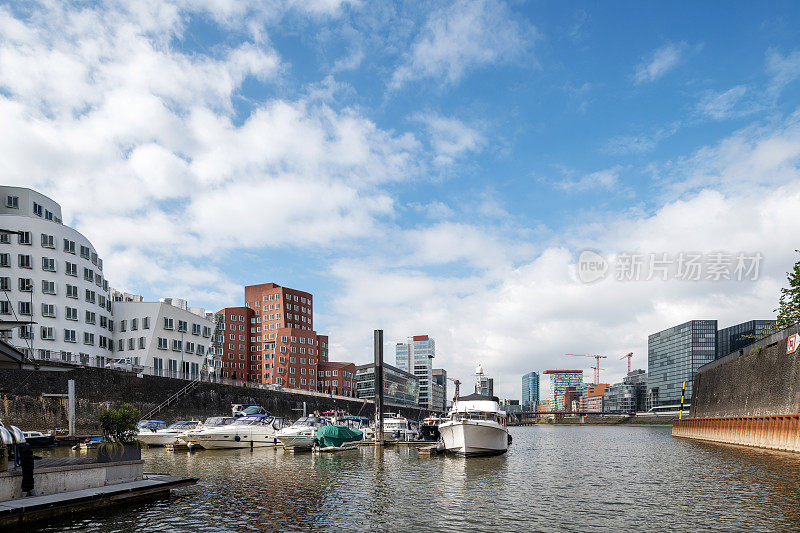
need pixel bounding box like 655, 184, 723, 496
141, 378, 202, 420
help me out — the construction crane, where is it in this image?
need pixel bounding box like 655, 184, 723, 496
447, 377, 461, 401
566, 354, 608, 384
620, 352, 634, 374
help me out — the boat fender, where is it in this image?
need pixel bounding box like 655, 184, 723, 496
234, 435, 241, 442
19, 444, 34, 494
507, 434, 513, 445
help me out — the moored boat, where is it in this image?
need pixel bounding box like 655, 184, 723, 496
22, 430, 55, 447
381, 413, 417, 442
418, 416, 447, 442
439, 393, 509, 457
313, 425, 363, 451
138, 420, 201, 447
275, 416, 331, 450
191, 415, 285, 449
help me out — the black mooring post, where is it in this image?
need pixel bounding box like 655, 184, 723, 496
374, 329, 384, 446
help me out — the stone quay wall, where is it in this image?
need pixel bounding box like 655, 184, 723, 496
0, 365, 435, 434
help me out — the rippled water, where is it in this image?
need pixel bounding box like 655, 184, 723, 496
34, 426, 800, 532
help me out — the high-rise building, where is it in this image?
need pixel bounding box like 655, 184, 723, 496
521, 371, 540, 411
0, 186, 114, 366
717, 320, 773, 359
604, 369, 648, 413
396, 335, 435, 408
543, 370, 583, 411
355, 362, 419, 406
474, 364, 494, 397
432, 368, 448, 410
647, 320, 717, 408
217, 306, 254, 382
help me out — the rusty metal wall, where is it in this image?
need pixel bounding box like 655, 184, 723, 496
673, 415, 800, 453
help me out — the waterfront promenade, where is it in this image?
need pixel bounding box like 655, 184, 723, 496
34, 425, 800, 532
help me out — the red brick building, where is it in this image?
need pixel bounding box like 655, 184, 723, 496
217, 282, 355, 396
317, 361, 357, 397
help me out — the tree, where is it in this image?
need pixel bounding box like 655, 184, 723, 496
774, 250, 800, 331
96, 403, 140, 444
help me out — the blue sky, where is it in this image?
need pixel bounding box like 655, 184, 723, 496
3, 0, 800, 398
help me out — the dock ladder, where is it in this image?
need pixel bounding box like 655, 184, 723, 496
141, 378, 202, 420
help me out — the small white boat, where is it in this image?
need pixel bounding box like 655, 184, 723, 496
275, 416, 331, 450
182, 416, 237, 446
439, 393, 509, 457
22, 430, 55, 447
138, 420, 201, 447
191, 415, 285, 449
380, 413, 417, 442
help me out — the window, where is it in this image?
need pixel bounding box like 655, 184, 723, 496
42, 257, 55, 272
100, 315, 108, 328
64, 329, 76, 343
18, 254, 32, 268
65, 261, 77, 276
85, 289, 95, 303
63, 239, 75, 254
83, 332, 95, 345
83, 267, 93, 281
39, 233, 55, 248
131, 318, 138, 331
157, 337, 168, 350
32, 202, 43, 217
45, 210, 53, 221
128, 338, 134, 350
85, 311, 96, 324
0, 301, 8, 314
202, 326, 211, 337
172, 340, 182, 351
197, 345, 205, 356
177, 320, 187, 332
192, 323, 201, 335
164, 317, 174, 330
118, 339, 125, 351
66, 284, 78, 298
0, 234, 7, 244
0, 253, 8, 267
143, 317, 150, 329
42, 279, 56, 294
40, 326, 55, 340
120, 320, 127, 332
18, 231, 32, 245
65, 307, 78, 320
91, 252, 97, 265
185, 342, 194, 354
5, 196, 18, 208
80, 245, 90, 259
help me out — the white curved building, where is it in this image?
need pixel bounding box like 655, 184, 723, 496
0, 187, 114, 365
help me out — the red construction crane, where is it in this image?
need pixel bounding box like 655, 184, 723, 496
620, 352, 634, 374
566, 354, 608, 384
447, 377, 461, 401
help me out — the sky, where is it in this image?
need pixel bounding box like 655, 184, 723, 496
2, 0, 800, 400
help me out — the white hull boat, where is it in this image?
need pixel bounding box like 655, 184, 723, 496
380, 414, 417, 442
275, 416, 330, 450
138, 421, 200, 447
190, 415, 285, 449
439, 392, 509, 457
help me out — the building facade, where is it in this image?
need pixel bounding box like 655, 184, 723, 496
432, 368, 448, 411
716, 320, 773, 359
544, 370, 584, 411
647, 320, 717, 408
216, 306, 254, 382
355, 362, 419, 406
396, 335, 436, 408
521, 371, 540, 411
1, 187, 114, 366
111, 298, 216, 378
604, 370, 648, 413
317, 361, 357, 397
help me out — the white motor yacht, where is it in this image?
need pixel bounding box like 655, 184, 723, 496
190, 415, 286, 449
380, 413, 417, 442
275, 415, 331, 450
182, 416, 236, 445
439, 393, 509, 456
138, 420, 201, 447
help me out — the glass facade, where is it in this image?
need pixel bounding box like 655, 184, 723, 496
545, 371, 583, 411
521, 371, 539, 411
647, 320, 717, 407
604, 370, 648, 413
716, 320, 773, 359
396, 335, 435, 408
355, 362, 419, 406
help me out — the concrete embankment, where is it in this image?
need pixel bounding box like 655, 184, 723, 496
0, 365, 433, 434
673, 324, 800, 452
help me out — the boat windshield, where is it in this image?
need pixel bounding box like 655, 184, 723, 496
293, 416, 328, 427
170, 421, 199, 430
233, 416, 274, 426
240, 406, 266, 415
451, 411, 506, 424
204, 417, 235, 427
137, 420, 167, 430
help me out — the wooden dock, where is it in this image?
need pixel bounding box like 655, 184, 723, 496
0, 474, 197, 527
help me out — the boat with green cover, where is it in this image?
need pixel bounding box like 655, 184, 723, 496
313, 425, 363, 450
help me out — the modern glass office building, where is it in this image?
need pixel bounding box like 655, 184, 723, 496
647, 320, 717, 408
716, 320, 773, 359
355, 362, 419, 406
396, 335, 435, 408
521, 371, 539, 411
543, 370, 583, 411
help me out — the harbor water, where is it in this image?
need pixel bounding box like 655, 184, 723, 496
37, 425, 800, 532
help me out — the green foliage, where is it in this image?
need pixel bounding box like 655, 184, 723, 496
97, 403, 140, 444
774, 250, 800, 330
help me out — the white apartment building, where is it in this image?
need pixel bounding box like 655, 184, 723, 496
111, 296, 219, 378
0, 187, 114, 365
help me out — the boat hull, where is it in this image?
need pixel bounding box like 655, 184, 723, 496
276, 434, 315, 450
192, 433, 279, 449
439, 420, 508, 457
138, 432, 185, 447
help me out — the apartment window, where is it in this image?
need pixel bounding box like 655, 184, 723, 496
0, 234, 7, 244
18, 231, 32, 245
80, 245, 90, 259
45, 210, 53, 221
40, 326, 55, 340
99, 336, 108, 349
177, 320, 187, 332
98, 295, 106, 308
65, 307, 78, 321
120, 320, 127, 332
192, 323, 201, 335
185, 342, 194, 354
128, 338, 135, 350
64, 329, 76, 343
65, 261, 77, 276
202, 326, 211, 337
40, 233, 55, 248
5, 196, 18, 209
42, 257, 55, 272
85, 311, 96, 324
0, 301, 8, 314
85, 289, 95, 303
63, 239, 75, 254
0, 254, 8, 267
143, 317, 150, 329
118, 339, 125, 351
18, 254, 32, 268
131, 318, 138, 331
66, 284, 78, 298
172, 340, 182, 352
197, 345, 205, 356
91, 252, 98, 265
83, 267, 93, 281
157, 337, 168, 350
100, 315, 108, 328
164, 317, 174, 330
83, 332, 94, 345
41, 303, 56, 318
32, 202, 43, 217
41, 279, 56, 295
95, 273, 102, 286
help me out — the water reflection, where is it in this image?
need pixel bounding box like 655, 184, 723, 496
34, 426, 800, 532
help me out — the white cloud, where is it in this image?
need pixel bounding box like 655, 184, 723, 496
413, 113, 485, 165
766, 48, 800, 99
555, 166, 623, 193
697, 86, 749, 120
634, 42, 689, 84
603, 122, 681, 155
390, 0, 535, 89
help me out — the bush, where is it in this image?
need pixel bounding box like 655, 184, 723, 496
97, 403, 140, 444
